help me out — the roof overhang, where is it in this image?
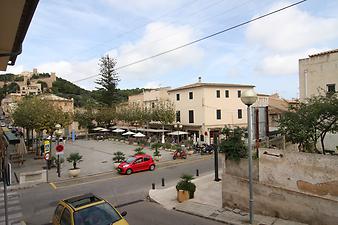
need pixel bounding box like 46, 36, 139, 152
0, 0, 39, 71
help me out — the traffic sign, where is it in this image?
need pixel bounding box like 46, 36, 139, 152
44, 140, 50, 154
44, 153, 50, 160
56, 144, 64, 152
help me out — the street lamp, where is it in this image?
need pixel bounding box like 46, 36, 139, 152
241, 89, 258, 225
174, 121, 183, 144
55, 124, 63, 178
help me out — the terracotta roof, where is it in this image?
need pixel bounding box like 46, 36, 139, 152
309, 49, 338, 57
168, 82, 255, 92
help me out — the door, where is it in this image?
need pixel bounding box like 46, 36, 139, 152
133, 158, 144, 172
60, 207, 72, 225
52, 205, 64, 225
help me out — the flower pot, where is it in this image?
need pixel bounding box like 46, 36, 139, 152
69, 168, 80, 177
154, 156, 161, 161
177, 190, 189, 203
113, 162, 120, 168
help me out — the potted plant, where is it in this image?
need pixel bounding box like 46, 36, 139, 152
176, 174, 196, 202
134, 147, 145, 155
153, 147, 161, 161
112, 151, 125, 168
67, 152, 83, 177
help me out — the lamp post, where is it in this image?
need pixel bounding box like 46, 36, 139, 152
174, 122, 183, 144
240, 89, 258, 225
55, 124, 62, 178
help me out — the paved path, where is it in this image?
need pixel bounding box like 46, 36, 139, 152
0, 186, 24, 225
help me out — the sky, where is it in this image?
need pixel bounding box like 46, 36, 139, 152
3, 0, 338, 99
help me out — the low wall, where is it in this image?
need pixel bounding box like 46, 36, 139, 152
259, 148, 338, 201
222, 174, 338, 225
19, 170, 47, 184
224, 159, 259, 181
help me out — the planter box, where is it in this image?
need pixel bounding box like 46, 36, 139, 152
69, 168, 80, 177
177, 190, 189, 203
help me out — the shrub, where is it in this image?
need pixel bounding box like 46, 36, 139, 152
219, 126, 247, 162
66, 153, 83, 169
134, 147, 145, 155
112, 151, 125, 163
176, 174, 196, 199
153, 147, 161, 157
163, 142, 172, 150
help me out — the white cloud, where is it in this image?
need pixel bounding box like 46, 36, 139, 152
256, 48, 324, 75
0, 65, 24, 75
246, 2, 338, 52
109, 22, 204, 80
103, 0, 180, 15
37, 59, 99, 89
143, 81, 161, 89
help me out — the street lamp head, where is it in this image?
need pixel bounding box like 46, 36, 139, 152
55, 124, 61, 129
241, 89, 258, 106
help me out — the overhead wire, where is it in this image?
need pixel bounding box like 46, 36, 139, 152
72, 0, 308, 83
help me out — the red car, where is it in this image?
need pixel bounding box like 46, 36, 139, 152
117, 154, 156, 175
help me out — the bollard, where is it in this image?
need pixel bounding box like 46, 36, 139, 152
152, 183, 155, 189
196, 169, 199, 177
162, 178, 165, 187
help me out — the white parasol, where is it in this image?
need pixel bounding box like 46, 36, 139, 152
92, 127, 104, 131
113, 128, 125, 133
100, 128, 110, 132
122, 131, 136, 136
167, 131, 189, 135
133, 132, 146, 137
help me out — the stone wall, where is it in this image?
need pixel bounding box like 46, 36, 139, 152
224, 159, 259, 181
259, 148, 338, 201
222, 174, 338, 225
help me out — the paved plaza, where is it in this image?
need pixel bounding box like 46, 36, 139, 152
11, 139, 181, 183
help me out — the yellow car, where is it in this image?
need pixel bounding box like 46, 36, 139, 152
52, 193, 129, 225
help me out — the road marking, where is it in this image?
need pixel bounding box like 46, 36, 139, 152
49, 182, 57, 190
50, 155, 212, 190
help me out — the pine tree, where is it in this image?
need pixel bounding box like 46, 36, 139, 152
95, 55, 120, 106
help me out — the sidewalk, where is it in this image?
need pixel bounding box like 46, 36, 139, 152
148, 173, 307, 225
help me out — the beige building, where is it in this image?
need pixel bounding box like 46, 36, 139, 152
128, 87, 170, 109
299, 49, 338, 150
168, 80, 255, 143
299, 49, 338, 99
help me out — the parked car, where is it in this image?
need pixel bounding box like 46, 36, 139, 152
52, 193, 129, 225
117, 154, 155, 175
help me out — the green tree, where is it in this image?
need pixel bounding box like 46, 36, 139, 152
219, 126, 247, 161
94, 107, 116, 127
95, 55, 120, 106
278, 93, 338, 154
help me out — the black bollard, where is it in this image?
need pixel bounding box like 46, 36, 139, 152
162, 178, 165, 187
196, 169, 199, 177
152, 183, 155, 189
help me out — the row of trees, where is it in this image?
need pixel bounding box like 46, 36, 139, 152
278, 93, 338, 154
12, 96, 72, 148
75, 101, 176, 131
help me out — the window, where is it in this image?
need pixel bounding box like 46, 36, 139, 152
225, 90, 229, 98
151, 102, 155, 108
54, 205, 64, 221
134, 158, 143, 164
216, 109, 221, 120
144, 157, 150, 161
60, 208, 71, 225
216, 90, 220, 98
238, 109, 242, 119
176, 93, 180, 101
327, 84, 336, 93
189, 110, 194, 123
176, 111, 181, 122
189, 91, 193, 99
237, 90, 241, 98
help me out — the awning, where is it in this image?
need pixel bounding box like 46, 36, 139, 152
167, 131, 189, 136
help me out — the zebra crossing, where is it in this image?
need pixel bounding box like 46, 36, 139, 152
0, 186, 24, 225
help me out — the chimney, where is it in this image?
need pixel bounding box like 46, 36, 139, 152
198, 77, 202, 83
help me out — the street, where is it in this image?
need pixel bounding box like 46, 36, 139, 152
18, 155, 223, 225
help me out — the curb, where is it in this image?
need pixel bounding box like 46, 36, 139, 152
174, 208, 240, 225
